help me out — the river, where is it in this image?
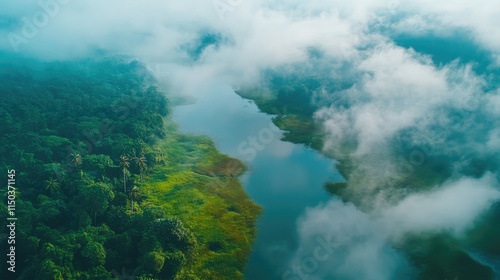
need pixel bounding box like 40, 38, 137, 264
172, 83, 343, 279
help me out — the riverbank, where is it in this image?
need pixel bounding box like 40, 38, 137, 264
235, 87, 498, 280
139, 114, 261, 279
169, 84, 343, 280
0, 57, 261, 280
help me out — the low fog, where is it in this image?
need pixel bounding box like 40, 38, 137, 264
1, 0, 499, 279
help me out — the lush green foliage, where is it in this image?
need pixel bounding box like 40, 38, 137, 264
0, 57, 259, 279
237, 71, 325, 150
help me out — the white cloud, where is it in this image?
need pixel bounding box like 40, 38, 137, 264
382, 174, 500, 237
2, 1, 500, 279
289, 199, 412, 280
288, 174, 499, 279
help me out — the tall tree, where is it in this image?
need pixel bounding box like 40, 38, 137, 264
44, 177, 60, 197
80, 182, 114, 225
134, 154, 147, 182
119, 155, 130, 193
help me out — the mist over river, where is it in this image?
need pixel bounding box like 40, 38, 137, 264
172, 84, 343, 279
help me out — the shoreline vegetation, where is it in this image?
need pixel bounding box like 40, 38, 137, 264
142, 122, 261, 279
236, 79, 498, 279
0, 56, 260, 280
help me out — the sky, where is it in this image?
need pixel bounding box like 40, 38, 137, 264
1, 0, 500, 279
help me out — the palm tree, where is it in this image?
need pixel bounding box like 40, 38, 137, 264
44, 177, 60, 196
120, 155, 130, 193
129, 186, 139, 212
71, 153, 82, 168
134, 154, 147, 182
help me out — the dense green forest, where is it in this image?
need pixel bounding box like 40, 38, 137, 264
0, 56, 260, 280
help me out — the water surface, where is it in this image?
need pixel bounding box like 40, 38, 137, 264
172, 84, 342, 279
